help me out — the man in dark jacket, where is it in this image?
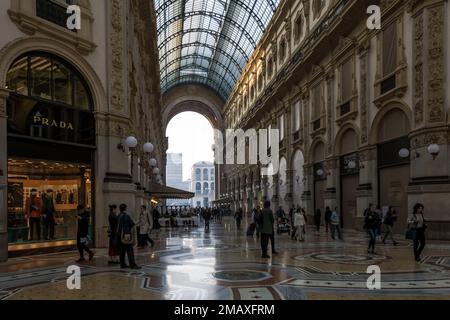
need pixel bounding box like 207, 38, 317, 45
76, 205, 94, 263
260, 201, 278, 259
42, 189, 56, 240
117, 204, 140, 269
324, 207, 332, 233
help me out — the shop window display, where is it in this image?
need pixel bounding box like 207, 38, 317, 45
7, 158, 92, 244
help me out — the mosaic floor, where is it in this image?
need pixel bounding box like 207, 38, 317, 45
2, 217, 450, 300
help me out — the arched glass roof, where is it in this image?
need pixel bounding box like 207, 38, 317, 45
155, 0, 281, 101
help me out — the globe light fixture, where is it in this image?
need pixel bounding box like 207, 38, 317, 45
148, 158, 157, 167
316, 169, 324, 176
347, 160, 357, 169
124, 136, 138, 149
427, 144, 440, 160
153, 167, 160, 175
398, 148, 410, 159
143, 142, 154, 153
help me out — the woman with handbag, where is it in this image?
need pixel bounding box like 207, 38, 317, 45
117, 204, 141, 269
76, 205, 94, 263
107, 205, 120, 264
407, 203, 427, 262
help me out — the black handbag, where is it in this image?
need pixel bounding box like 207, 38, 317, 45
405, 229, 417, 240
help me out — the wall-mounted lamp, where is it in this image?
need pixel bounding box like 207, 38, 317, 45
316, 169, 324, 176
148, 158, 157, 167
428, 144, 440, 160
347, 160, 357, 170
399, 148, 410, 159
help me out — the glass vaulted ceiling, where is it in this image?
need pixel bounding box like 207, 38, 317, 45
155, 0, 281, 101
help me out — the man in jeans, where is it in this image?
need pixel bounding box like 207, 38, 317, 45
260, 201, 278, 259
330, 207, 343, 240
117, 204, 141, 269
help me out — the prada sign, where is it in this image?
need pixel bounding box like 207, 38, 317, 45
33, 114, 75, 130
7, 94, 95, 146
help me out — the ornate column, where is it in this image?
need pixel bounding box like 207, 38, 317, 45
301, 164, 313, 217
356, 146, 377, 229
261, 175, 268, 202
0, 88, 10, 261
271, 174, 280, 209
324, 157, 338, 211
285, 169, 295, 210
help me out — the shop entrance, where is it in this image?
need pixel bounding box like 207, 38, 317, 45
7, 158, 92, 245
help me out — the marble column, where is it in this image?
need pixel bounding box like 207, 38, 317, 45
0, 88, 10, 262
285, 169, 295, 210
356, 146, 377, 229
324, 157, 338, 211
301, 164, 313, 217
271, 174, 280, 209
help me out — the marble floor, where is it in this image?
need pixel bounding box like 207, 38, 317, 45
1, 217, 450, 300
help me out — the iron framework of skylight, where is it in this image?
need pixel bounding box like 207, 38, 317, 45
155, 0, 280, 101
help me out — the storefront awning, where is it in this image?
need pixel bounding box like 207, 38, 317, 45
147, 182, 194, 199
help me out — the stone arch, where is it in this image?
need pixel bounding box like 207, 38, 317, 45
308, 137, 326, 164
0, 37, 106, 113
162, 84, 224, 130
333, 123, 361, 156
369, 101, 413, 145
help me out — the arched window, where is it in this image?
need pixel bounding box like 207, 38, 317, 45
267, 56, 274, 79
196, 182, 202, 193
294, 14, 303, 42
196, 168, 201, 180
210, 169, 215, 179
279, 39, 287, 63
203, 182, 209, 194
313, 0, 325, 19
211, 182, 215, 191
203, 168, 209, 180
6, 52, 92, 110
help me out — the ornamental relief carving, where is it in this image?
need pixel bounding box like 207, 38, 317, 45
427, 6, 444, 123
359, 48, 369, 144
111, 0, 124, 112
411, 132, 447, 149
413, 13, 424, 125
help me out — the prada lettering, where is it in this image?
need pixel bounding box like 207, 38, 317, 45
33, 116, 74, 130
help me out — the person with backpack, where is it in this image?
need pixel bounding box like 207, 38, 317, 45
382, 206, 398, 246
364, 207, 382, 254
76, 205, 94, 263
137, 205, 154, 249
117, 204, 140, 269
407, 203, 427, 262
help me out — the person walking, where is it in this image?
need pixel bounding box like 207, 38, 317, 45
314, 209, 321, 233
252, 206, 262, 238
324, 206, 332, 234
330, 207, 343, 240
382, 206, 398, 245
76, 205, 94, 263
260, 201, 278, 258
364, 207, 381, 254
107, 205, 120, 264
117, 204, 140, 269
204, 208, 212, 232
152, 206, 161, 233
235, 208, 243, 230
294, 208, 307, 241
407, 203, 427, 262
137, 205, 154, 248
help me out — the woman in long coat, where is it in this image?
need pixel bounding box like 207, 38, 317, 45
108, 205, 120, 264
